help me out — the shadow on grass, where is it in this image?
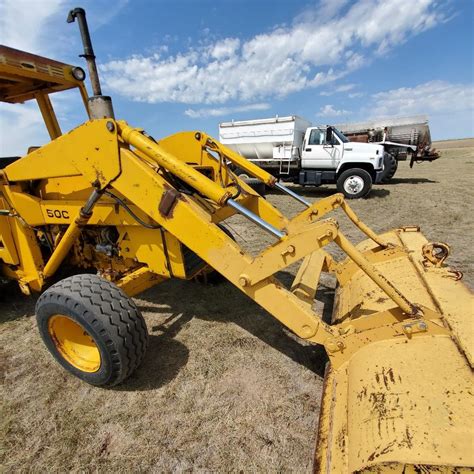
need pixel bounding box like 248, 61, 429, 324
135, 278, 330, 383
387, 177, 438, 184
118, 331, 190, 392
266, 186, 390, 199
1, 275, 330, 391
0, 281, 36, 323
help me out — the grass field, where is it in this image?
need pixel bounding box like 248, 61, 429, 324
1, 138, 473, 472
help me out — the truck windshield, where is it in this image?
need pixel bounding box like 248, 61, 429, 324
333, 128, 349, 143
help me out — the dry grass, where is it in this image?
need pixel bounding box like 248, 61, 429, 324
1, 139, 473, 472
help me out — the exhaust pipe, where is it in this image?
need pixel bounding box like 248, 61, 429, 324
67, 7, 115, 119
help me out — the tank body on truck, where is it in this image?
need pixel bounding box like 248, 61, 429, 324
219, 116, 386, 199
336, 115, 440, 182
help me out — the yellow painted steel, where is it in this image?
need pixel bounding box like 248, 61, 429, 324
333, 232, 416, 315
316, 336, 474, 472
35, 92, 62, 139
0, 45, 88, 104
116, 267, 165, 297
240, 219, 338, 285
5, 120, 121, 187
48, 315, 101, 372
314, 228, 474, 471
0, 196, 19, 265
1, 44, 473, 473
42, 212, 90, 278
197, 132, 278, 187
291, 251, 331, 305
118, 121, 233, 205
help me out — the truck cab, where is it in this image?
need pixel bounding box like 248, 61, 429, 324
299, 125, 385, 198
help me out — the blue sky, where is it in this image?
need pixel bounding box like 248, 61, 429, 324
1, 0, 473, 155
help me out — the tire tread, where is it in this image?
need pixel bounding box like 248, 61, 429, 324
36, 274, 148, 386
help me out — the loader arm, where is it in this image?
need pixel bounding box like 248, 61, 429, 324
0, 118, 455, 349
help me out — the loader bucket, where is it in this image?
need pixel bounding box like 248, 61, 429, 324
314, 227, 474, 472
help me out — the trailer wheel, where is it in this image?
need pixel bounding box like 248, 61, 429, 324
36, 274, 148, 387
337, 168, 372, 199
381, 153, 398, 182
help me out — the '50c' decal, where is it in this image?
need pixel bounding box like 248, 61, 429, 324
46, 209, 70, 219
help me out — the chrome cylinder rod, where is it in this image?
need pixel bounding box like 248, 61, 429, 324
274, 182, 310, 208
227, 199, 285, 239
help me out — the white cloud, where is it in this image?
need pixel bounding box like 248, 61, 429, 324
185, 103, 270, 119
0, 0, 65, 54
317, 0, 351, 19
348, 92, 364, 99
320, 83, 357, 96
318, 104, 351, 117
101, 0, 447, 105
316, 80, 473, 125
210, 38, 240, 60
0, 92, 90, 156
370, 80, 474, 116
0, 103, 50, 155
0, 0, 131, 57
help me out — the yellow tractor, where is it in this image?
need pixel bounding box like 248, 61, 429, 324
1, 8, 472, 472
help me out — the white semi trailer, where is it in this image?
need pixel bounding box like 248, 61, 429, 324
219, 116, 386, 199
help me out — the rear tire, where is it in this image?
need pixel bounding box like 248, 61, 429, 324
36, 274, 148, 387
337, 168, 372, 199
381, 153, 398, 182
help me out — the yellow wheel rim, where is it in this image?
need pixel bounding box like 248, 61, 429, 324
48, 315, 101, 373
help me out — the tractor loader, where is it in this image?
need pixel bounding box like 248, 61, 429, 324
0, 8, 473, 473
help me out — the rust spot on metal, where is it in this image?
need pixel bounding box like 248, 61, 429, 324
422, 241, 450, 267
158, 186, 181, 218
369, 392, 388, 435
387, 368, 396, 384
376, 367, 397, 391
357, 386, 367, 401
446, 269, 463, 281
367, 440, 397, 462
336, 428, 346, 450
401, 427, 414, 449
94, 169, 106, 184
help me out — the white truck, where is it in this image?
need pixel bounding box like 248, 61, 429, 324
336, 115, 439, 182
219, 116, 386, 199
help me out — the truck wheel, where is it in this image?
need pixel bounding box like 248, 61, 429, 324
381, 154, 398, 183
36, 274, 148, 387
337, 169, 372, 199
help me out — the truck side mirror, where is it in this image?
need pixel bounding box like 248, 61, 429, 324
325, 127, 333, 144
